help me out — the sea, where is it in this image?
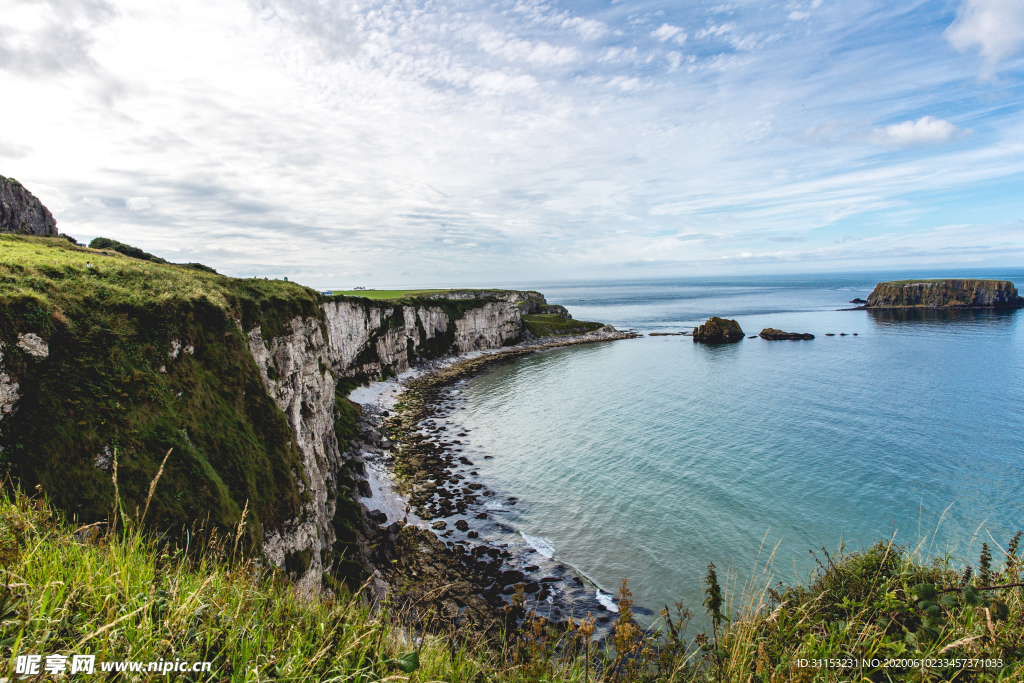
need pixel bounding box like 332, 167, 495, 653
434, 271, 1024, 623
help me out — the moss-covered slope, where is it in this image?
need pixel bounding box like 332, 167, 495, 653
0, 235, 323, 545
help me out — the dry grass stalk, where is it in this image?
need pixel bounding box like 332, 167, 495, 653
233, 498, 249, 557
140, 448, 173, 524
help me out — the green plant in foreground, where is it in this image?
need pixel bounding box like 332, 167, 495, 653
0, 482, 1021, 682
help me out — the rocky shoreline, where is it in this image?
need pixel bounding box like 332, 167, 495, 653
344, 327, 639, 638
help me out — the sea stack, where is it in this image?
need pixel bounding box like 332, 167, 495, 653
865, 279, 1024, 309
693, 317, 744, 343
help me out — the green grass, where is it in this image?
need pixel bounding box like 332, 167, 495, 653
880, 279, 1004, 286
522, 314, 604, 338
329, 289, 450, 300
0, 489, 512, 682
2, 489, 1020, 682
327, 288, 527, 301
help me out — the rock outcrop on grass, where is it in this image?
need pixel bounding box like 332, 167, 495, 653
692, 316, 744, 343
0, 176, 57, 236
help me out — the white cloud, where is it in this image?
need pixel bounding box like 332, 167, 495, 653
867, 117, 970, 148
946, 0, 1024, 67
475, 30, 578, 66
696, 23, 735, 39
561, 17, 607, 41
125, 196, 153, 211
0, 140, 32, 160
1, 0, 1022, 283
469, 71, 538, 95
789, 11, 811, 21
650, 24, 687, 45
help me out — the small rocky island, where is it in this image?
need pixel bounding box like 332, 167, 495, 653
863, 279, 1023, 309
759, 328, 814, 340
693, 316, 744, 343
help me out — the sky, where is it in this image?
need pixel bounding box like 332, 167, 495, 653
1, 0, 1022, 287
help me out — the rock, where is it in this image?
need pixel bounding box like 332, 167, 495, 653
825, 333, 835, 336
0, 177, 58, 236
431, 521, 448, 530
366, 509, 388, 525
865, 279, 1024, 309
357, 479, 373, 498
16, 333, 49, 358
501, 569, 525, 584
759, 328, 814, 340
692, 317, 744, 343
467, 530, 479, 539
850, 298, 867, 304
454, 519, 469, 531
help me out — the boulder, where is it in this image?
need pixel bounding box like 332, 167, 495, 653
759, 328, 814, 340
692, 317, 744, 343
849, 298, 867, 304
0, 176, 58, 236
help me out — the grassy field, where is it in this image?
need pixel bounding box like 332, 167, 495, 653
1, 487, 1021, 682
522, 313, 604, 338
328, 288, 527, 301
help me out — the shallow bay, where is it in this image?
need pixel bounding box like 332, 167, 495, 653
446, 272, 1024, 619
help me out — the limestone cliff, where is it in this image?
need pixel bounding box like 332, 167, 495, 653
0, 177, 58, 236
243, 297, 522, 594
865, 280, 1023, 309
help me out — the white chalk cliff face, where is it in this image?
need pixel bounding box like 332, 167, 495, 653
247, 316, 341, 597
248, 298, 523, 594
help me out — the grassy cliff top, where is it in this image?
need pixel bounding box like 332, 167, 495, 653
522, 313, 604, 337
327, 288, 540, 301
328, 289, 449, 300
881, 278, 1010, 286
1, 235, 320, 332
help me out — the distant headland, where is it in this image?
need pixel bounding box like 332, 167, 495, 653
861, 279, 1023, 309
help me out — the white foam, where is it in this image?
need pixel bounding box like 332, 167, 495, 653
484, 500, 506, 510
595, 590, 619, 613
519, 531, 555, 559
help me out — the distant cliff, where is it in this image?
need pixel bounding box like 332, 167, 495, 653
865, 279, 1024, 309
0, 177, 58, 236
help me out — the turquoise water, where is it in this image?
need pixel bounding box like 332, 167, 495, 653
447, 273, 1024, 620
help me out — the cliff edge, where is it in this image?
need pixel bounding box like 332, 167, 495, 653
865, 279, 1023, 309
0, 234, 615, 598
0, 177, 58, 236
